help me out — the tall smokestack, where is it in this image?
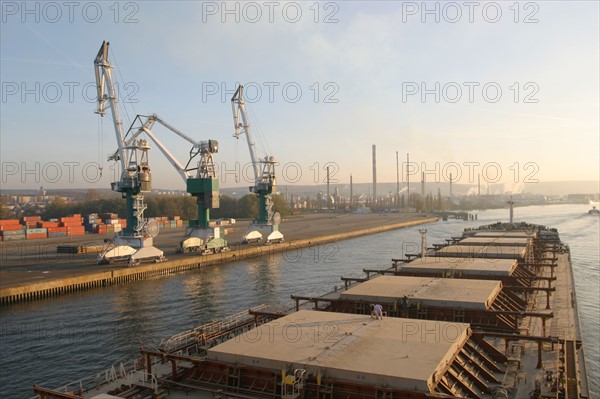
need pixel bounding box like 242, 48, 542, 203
406, 153, 410, 207
350, 174, 353, 209
372, 145, 377, 204
396, 151, 400, 207
326, 166, 330, 209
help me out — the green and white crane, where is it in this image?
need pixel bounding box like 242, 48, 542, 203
231, 85, 283, 244
126, 114, 231, 254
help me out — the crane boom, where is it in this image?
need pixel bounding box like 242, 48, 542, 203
230, 84, 283, 244
231, 85, 261, 184
93, 40, 164, 265
94, 41, 126, 173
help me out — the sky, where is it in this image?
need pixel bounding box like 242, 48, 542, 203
1, 1, 599, 192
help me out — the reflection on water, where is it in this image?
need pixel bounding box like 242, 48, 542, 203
0, 204, 597, 398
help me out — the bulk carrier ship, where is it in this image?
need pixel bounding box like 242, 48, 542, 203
33, 222, 589, 399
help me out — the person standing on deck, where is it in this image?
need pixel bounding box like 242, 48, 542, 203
373, 303, 384, 320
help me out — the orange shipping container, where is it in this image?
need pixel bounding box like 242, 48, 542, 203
47, 227, 67, 233
22, 216, 42, 221
60, 216, 83, 223
26, 233, 47, 240
0, 219, 21, 226
60, 221, 83, 227
67, 231, 85, 237
0, 224, 23, 231
38, 221, 60, 228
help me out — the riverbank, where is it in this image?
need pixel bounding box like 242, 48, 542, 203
0, 213, 437, 305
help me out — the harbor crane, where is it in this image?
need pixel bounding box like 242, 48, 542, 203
125, 114, 232, 254
94, 41, 165, 265
231, 85, 283, 244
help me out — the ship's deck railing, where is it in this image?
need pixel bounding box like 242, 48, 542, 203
29, 357, 148, 399
127, 370, 158, 392
158, 304, 269, 353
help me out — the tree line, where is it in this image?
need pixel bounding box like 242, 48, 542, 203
42, 193, 290, 221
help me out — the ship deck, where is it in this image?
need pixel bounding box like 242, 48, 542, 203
31, 223, 590, 399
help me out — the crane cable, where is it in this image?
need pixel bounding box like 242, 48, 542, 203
246, 102, 273, 159
97, 116, 104, 178
108, 47, 136, 136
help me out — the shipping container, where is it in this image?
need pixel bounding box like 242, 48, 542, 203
0, 224, 24, 232
0, 229, 25, 236
48, 231, 67, 238
26, 228, 47, 234
38, 221, 60, 228
21, 216, 42, 222
0, 219, 21, 227
61, 221, 83, 227
2, 234, 26, 241
60, 216, 83, 223
26, 233, 47, 240
47, 227, 67, 233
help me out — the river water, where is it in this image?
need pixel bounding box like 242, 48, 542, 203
0, 204, 598, 398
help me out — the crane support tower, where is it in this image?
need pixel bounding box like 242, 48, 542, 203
94, 41, 165, 266
231, 85, 283, 244
126, 114, 233, 254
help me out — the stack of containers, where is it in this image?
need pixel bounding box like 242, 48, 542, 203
60, 214, 85, 237
0, 219, 25, 241
105, 215, 119, 233
96, 223, 108, 234
173, 215, 183, 228
39, 220, 67, 238
22, 216, 42, 228
159, 216, 169, 230
22, 216, 46, 239
83, 213, 99, 233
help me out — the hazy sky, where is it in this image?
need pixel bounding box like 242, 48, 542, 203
1, 1, 599, 192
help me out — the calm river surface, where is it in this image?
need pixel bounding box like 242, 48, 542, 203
1, 204, 598, 398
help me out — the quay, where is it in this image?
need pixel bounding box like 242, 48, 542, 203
0, 213, 437, 305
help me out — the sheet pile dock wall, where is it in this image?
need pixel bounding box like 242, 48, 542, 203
0, 216, 437, 305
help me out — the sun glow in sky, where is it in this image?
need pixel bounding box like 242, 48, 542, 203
1, 1, 598, 190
